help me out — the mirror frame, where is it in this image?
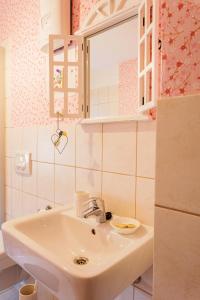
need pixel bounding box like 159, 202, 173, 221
75, 0, 149, 123
85, 16, 139, 119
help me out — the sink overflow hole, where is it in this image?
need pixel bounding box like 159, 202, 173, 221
91, 229, 96, 235
73, 257, 89, 265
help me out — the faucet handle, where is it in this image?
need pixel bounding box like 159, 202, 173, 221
82, 197, 98, 209
81, 197, 99, 217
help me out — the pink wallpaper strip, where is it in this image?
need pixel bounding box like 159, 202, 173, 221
160, 0, 200, 97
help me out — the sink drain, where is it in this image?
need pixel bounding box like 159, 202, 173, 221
73, 256, 89, 265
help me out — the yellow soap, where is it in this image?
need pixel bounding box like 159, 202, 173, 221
115, 223, 136, 229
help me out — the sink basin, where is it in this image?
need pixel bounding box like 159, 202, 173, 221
2, 207, 153, 300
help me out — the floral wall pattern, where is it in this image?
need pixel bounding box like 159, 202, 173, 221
73, 0, 200, 98
0, 0, 50, 127
72, 0, 99, 33
160, 0, 200, 97
0, 0, 199, 127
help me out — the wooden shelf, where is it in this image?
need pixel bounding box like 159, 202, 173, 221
81, 114, 150, 124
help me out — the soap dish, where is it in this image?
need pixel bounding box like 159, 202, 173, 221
110, 216, 141, 235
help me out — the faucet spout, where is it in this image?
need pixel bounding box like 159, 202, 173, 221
82, 198, 106, 223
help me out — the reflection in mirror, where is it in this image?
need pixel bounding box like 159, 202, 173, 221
53, 39, 64, 62
68, 40, 79, 63
87, 16, 138, 118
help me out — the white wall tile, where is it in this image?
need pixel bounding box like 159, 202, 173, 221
5, 157, 12, 186
22, 161, 37, 195
134, 288, 152, 300
136, 178, 155, 226
55, 122, 76, 166
154, 207, 200, 300
156, 95, 200, 214
37, 162, 54, 202
76, 124, 102, 170
137, 121, 156, 179
22, 193, 38, 216
55, 165, 75, 206
102, 172, 135, 217
103, 122, 137, 175
12, 189, 23, 218
37, 197, 54, 211
37, 126, 54, 163
5, 187, 12, 216
76, 168, 101, 197
22, 126, 37, 161
11, 158, 22, 190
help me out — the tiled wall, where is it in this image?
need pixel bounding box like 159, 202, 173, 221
154, 94, 200, 300
5, 121, 156, 224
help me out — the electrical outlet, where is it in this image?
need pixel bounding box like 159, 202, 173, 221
15, 153, 32, 175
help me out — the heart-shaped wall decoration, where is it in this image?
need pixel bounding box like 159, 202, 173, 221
51, 130, 68, 154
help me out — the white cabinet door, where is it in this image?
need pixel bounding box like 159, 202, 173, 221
49, 35, 84, 118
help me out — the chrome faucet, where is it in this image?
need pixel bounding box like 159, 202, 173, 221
82, 197, 106, 223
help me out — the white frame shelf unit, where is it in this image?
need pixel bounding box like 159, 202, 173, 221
49, 34, 84, 118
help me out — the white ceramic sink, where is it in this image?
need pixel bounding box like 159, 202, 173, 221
2, 207, 153, 300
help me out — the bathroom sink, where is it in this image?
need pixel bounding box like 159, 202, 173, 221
2, 207, 153, 300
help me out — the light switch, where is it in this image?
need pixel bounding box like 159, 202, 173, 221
15, 153, 32, 175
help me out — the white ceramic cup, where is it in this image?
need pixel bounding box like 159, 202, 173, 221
19, 284, 37, 300
74, 191, 90, 217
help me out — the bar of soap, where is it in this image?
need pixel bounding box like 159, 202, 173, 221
115, 223, 136, 229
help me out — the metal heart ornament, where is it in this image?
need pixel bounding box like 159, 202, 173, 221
51, 130, 68, 154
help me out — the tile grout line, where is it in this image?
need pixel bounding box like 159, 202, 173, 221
6, 160, 155, 184
155, 204, 200, 218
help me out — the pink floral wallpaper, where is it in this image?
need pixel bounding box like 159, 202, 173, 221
160, 0, 200, 97
0, 0, 50, 127
0, 0, 199, 126
72, 0, 99, 33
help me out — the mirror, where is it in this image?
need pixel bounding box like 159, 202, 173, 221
87, 16, 138, 119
